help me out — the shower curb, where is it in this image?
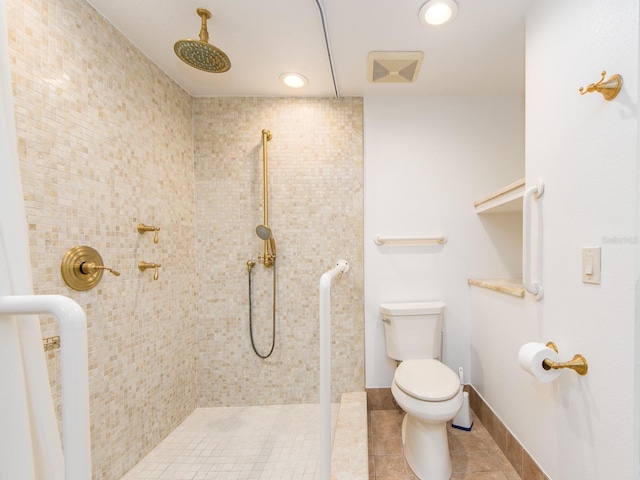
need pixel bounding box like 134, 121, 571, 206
331, 391, 369, 480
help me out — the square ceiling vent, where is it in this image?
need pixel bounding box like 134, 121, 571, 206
367, 51, 424, 83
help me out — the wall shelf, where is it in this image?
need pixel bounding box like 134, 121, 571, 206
467, 278, 525, 298
474, 178, 525, 214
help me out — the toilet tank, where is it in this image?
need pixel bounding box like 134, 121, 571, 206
380, 302, 445, 361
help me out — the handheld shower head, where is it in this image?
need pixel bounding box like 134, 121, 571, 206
255, 224, 272, 240
255, 225, 276, 257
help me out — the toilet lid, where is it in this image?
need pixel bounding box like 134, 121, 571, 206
394, 359, 460, 401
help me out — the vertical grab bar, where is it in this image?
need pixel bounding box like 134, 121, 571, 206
523, 181, 545, 300
319, 260, 349, 480
0, 295, 91, 480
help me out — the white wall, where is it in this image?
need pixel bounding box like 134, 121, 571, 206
364, 96, 524, 387
471, 0, 639, 478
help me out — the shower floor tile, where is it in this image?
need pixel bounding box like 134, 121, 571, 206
120, 405, 338, 480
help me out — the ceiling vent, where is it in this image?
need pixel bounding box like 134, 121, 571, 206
367, 52, 424, 83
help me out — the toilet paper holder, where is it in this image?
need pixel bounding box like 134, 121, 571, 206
543, 342, 588, 376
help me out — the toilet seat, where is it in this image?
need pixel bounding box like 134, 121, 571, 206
394, 359, 460, 401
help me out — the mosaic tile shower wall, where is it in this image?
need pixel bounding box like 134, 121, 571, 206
7, 0, 197, 478
193, 97, 364, 406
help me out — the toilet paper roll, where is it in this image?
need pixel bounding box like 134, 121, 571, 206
518, 342, 562, 383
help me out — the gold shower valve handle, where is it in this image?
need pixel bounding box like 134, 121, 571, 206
138, 261, 161, 280
61, 245, 119, 291
80, 262, 120, 277
137, 223, 160, 243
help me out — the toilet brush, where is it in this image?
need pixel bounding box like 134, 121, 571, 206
452, 367, 473, 431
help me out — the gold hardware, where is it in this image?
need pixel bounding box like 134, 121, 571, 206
61, 246, 120, 291
138, 261, 161, 280
43, 336, 60, 351
543, 342, 588, 375
258, 252, 276, 269
137, 223, 160, 244
79, 262, 121, 277
247, 260, 256, 272
579, 71, 623, 101
258, 130, 276, 268
173, 8, 231, 73
196, 8, 211, 43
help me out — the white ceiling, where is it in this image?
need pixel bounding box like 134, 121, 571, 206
84, 0, 531, 98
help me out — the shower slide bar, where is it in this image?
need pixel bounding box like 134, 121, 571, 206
374, 234, 447, 246
0, 294, 90, 480
523, 181, 545, 300
319, 260, 350, 480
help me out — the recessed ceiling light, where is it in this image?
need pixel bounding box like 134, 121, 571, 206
280, 73, 308, 88
419, 0, 458, 27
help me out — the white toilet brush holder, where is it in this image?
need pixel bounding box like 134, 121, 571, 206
452, 367, 473, 431
452, 391, 473, 431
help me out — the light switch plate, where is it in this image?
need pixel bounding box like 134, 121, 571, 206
582, 247, 601, 284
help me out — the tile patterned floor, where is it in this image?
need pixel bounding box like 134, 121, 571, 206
120, 399, 520, 480
368, 409, 521, 480
120, 405, 338, 480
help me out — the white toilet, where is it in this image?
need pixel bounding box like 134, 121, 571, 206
381, 302, 463, 480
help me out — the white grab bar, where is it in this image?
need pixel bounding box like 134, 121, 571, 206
374, 235, 447, 246
319, 260, 349, 480
523, 182, 544, 300
0, 295, 91, 480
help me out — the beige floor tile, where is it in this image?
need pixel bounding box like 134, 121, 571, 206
369, 409, 521, 480
374, 455, 409, 476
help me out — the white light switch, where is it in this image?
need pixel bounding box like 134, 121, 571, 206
582, 247, 601, 284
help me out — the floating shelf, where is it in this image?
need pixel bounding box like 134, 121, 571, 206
474, 178, 525, 214
467, 278, 525, 298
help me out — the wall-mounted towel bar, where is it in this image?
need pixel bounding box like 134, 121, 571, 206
374, 235, 447, 246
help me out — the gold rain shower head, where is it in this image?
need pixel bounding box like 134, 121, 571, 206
174, 8, 231, 73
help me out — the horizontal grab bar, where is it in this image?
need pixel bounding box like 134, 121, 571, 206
374, 235, 447, 246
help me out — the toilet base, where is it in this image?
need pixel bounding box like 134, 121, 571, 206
401, 413, 452, 480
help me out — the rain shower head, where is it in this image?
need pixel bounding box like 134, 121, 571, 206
174, 8, 231, 73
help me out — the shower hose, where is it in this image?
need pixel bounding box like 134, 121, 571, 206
247, 260, 276, 358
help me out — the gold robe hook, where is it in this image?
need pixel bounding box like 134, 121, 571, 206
579, 71, 623, 101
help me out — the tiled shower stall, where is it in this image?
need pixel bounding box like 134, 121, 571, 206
7, 0, 364, 478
